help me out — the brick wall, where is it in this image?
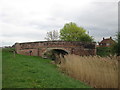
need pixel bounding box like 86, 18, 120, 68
15, 41, 96, 56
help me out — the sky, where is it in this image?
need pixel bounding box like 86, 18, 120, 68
0, 0, 119, 46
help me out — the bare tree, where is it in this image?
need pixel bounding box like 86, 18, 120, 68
45, 30, 59, 41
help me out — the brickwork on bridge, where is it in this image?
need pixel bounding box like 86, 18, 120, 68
15, 41, 96, 57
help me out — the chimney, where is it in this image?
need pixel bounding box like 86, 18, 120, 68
103, 37, 105, 40
110, 37, 112, 39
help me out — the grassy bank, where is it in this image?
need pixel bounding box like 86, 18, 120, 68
0, 48, 2, 89
60, 54, 118, 88
2, 48, 90, 88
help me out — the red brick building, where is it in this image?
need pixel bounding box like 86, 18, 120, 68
98, 37, 116, 47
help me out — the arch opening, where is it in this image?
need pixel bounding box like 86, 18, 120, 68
53, 49, 68, 55
43, 49, 68, 63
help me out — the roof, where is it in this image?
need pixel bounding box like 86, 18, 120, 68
99, 37, 115, 44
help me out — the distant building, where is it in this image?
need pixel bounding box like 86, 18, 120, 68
98, 37, 116, 47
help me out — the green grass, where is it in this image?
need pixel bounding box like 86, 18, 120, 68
2, 48, 91, 88
0, 48, 2, 89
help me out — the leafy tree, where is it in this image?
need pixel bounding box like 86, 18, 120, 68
45, 30, 59, 41
60, 22, 94, 42
111, 32, 120, 56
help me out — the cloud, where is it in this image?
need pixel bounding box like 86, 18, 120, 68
49, 1, 118, 41
0, 0, 118, 46
0, 22, 47, 46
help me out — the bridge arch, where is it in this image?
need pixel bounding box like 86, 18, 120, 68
42, 48, 70, 60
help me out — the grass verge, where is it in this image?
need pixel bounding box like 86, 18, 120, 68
2, 48, 90, 88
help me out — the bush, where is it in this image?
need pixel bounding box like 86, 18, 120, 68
96, 47, 112, 57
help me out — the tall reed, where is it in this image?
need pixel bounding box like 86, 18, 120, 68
59, 54, 118, 88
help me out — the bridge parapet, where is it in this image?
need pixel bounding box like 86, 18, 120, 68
15, 41, 96, 56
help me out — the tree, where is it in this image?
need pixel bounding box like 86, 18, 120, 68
111, 32, 120, 56
45, 30, 59, 41
60, 22, 94, 42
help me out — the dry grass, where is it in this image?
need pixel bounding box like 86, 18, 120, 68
59, 54, 118, 88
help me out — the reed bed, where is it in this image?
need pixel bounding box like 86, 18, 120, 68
59, 54, 118, 88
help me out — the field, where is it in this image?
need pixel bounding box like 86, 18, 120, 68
59, 54, 118, 88
2, 48, 90, 88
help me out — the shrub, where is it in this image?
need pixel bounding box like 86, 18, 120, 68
96, 47, 112, 57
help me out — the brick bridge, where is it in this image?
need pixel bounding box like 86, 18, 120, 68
15, 41, 96, 57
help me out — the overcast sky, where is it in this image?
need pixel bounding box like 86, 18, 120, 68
0, 0, 119, 46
